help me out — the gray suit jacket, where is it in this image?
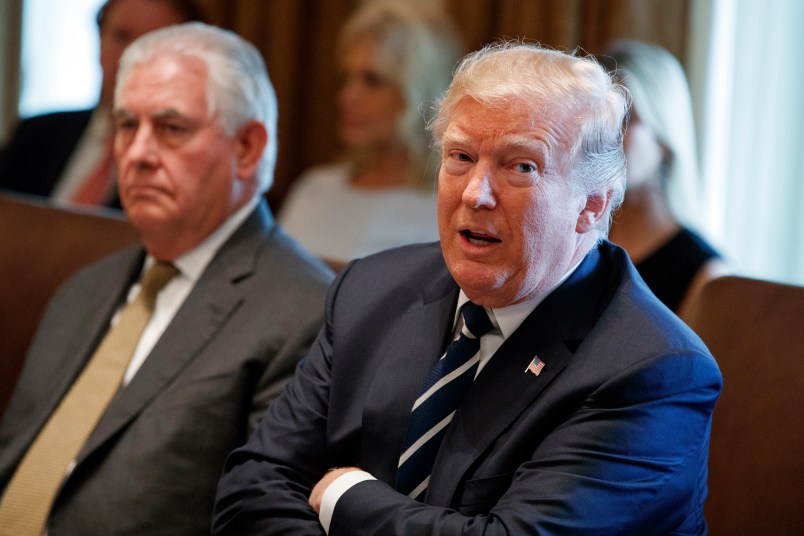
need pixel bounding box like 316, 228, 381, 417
0, 201, 333, 535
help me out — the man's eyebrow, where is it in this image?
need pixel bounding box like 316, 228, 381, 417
152, 109, 189, 121
496, 133, 544, 152
440, 130, 471, 146
112, 108, 189, 121
112, 108, 135, 121
441, 130, 545, 152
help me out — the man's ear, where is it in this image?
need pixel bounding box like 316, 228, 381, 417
235, 120, 268, 181
576, 191, 613, 234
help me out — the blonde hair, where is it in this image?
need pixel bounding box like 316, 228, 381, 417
339, 0, 462, 188
600, 40, 702, 228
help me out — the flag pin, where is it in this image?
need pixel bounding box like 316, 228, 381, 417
525, 356, 545, 377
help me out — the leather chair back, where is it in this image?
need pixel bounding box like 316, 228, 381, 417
0, 193, 139, 415
685, 275, 804, 535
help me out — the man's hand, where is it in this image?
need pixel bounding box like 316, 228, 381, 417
308, 467, 362, 513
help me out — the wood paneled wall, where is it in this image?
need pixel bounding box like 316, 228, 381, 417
195, 0, 690, 210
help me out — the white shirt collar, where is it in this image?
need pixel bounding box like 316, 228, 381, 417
142, 195, 261, 282
454, 258, 584, 339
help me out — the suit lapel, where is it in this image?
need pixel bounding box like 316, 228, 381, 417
0, 249, 143, 485
29, 249, 144, 439
427, 245, 620, 506
77, 204, 273, 463
361, 260, 459, 484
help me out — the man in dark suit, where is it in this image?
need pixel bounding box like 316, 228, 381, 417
0, 23, 332, 535
213, 42, 723, 535
0, 0, 204, 207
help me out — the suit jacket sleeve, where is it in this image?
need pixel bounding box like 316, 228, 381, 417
212, 264, 349, 536
327, 349, 721, 535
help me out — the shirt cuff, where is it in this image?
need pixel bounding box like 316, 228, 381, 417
318, 470, 376, 534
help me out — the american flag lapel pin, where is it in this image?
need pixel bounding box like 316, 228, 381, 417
525, 356, 545, 377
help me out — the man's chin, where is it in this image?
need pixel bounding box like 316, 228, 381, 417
126, 206, 174, 233
447, 261, 514, 305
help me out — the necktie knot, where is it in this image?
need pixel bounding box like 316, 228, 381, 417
460, 302, 494, 339
139, 262, 179, 307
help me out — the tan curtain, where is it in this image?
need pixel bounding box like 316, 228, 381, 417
0, 0, 23, 147
161, 0, 692, 209
0, 0, 690, 206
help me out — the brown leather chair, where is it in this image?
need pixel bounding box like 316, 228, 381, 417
0, 193, 140, 415
685, 275, 804, 535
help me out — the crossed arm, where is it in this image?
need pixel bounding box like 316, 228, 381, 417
213, 318, 722, 536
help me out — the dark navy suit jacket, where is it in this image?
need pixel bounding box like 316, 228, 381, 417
0, 109, 92, 196
213, 241, 722, 535
0, 109, 121, 208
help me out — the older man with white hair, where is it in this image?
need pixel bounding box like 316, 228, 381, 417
0, 23, 332, 536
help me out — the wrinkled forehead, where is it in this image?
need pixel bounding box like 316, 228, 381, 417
116, 54, 213, 119
119, 52, 208, 96
441, 95, 580, 169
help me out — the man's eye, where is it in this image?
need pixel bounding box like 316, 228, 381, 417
115, 120, 136, 131
456, 152, 472, 162
517, 163, 536, 173
161, 123, 185, 133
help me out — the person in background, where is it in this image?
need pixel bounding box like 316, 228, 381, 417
599, 40, 730, 319
278, 0, 462, 267
0, 22, 332, 535
212, 42, 722, 535
0, 0, 204, 208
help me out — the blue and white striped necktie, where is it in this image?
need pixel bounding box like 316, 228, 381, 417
395, 301, 494, 500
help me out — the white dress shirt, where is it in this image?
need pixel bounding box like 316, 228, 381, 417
120, 195, 260, 385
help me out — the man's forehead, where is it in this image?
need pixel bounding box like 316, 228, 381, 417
443, 101, 558, 148
118, 55, 209, 105
117, 52, 207, 93
442, 125, 545, 152
447, 95, 540, 129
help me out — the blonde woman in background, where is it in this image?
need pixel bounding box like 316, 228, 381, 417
600, 40, 729, 319
279, 0, 462, 266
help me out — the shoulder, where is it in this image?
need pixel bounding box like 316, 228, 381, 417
589, 244, 719, 379
256, 226, 335, 292
3, 109, 93, 161
672, 227, 721, 260
290, 162, 351, 191
49, 246, 142, 298
32, 246, 144, 337
340, 241, 445, 282
278, 163, 351, 226
217, 206, 334, 297
326, 242, 448, 309
13, 108, 93, 137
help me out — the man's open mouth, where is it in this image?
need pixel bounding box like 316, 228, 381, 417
461, 229, 502, 246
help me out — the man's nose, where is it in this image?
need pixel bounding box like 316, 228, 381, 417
462, 165, 497, 209
124, 124, 158, 164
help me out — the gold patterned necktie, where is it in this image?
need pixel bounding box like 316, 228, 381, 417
0, 262, 179, 536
